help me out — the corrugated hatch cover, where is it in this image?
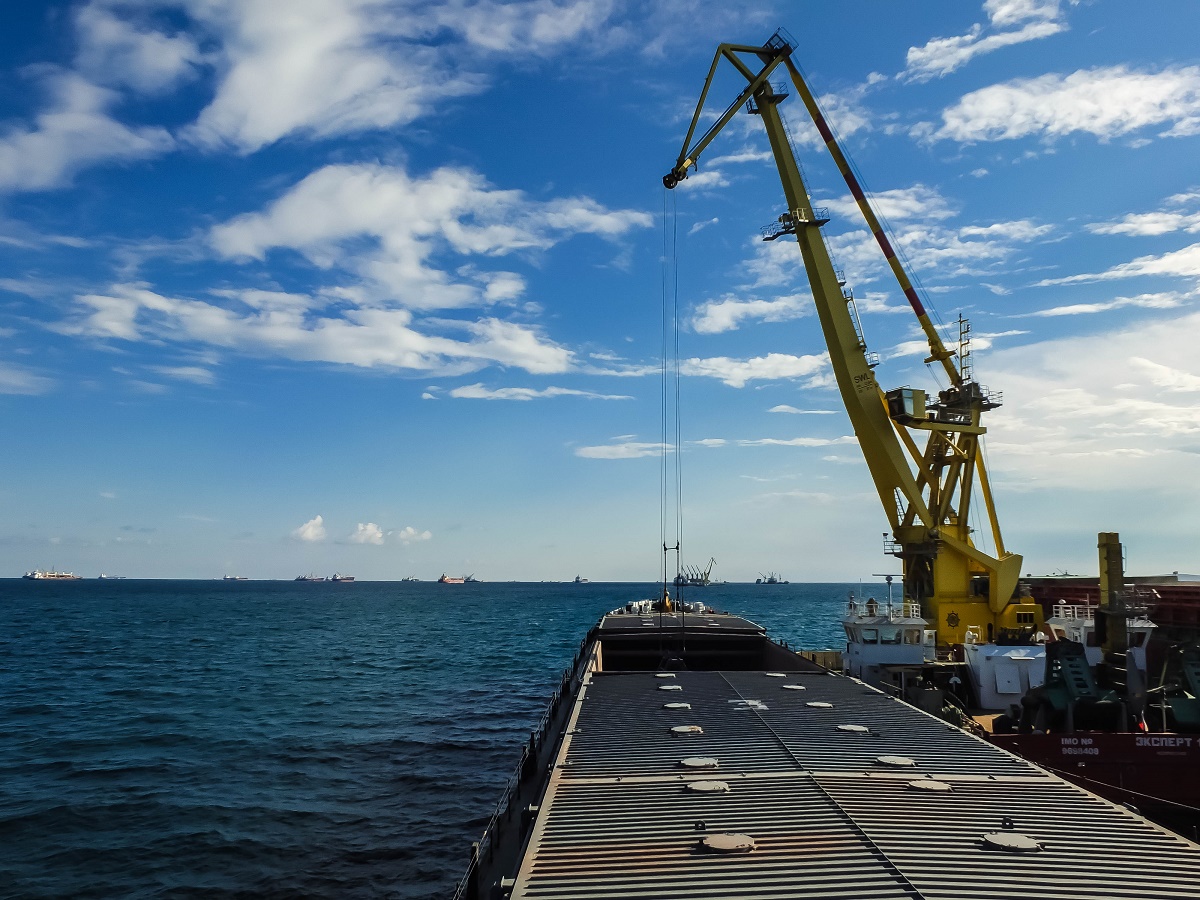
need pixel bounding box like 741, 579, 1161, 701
510, 670, 1200, 899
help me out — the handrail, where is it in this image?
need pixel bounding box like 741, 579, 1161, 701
450, 630, 596, 900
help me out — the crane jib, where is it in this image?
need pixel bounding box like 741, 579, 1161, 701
665, 32, 1039, 644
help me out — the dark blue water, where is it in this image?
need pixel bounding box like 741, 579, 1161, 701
0, 579, 851, 898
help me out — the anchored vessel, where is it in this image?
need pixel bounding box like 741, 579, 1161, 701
457, 602, 1200, 899
23, 569, 82, 580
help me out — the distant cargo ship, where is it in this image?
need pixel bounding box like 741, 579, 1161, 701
222, 575, 248, 581
756, 571, 789, 584
295, 573, 326, 582
23, 569, 82, 580
438, 574, 466, 584
331, 573, 355, 583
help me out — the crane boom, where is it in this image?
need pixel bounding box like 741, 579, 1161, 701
665, 32, 1043, 647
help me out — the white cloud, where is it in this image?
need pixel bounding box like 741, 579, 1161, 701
924, 66, 1200, 144
75, 4, 201, 92
1026, 290, 1193, 317
429, 0, 615, 54
820, 193, 1056, 285
1086, 195, 1200, 237
707, 148, 772, 166
100, 491, 117, 500
149, 365, 215, 385
183, 0, 486, 153
0, 362, 55, 395
1036, 243, 1200, 285
691, 293, 809, 334
1130, 357, 1200, 393
1089, 212, 1200, 236
575, 440, 671, 459
449, 383, 631, 400
738, 436, 858, 448
825, 184, 957, 223
785, 81, 878, 150
903, 0, 1068, 82
769, 405, 838, 415
682, 353, 829, 389
348, 522, 384, 544
0, 70, 173, 193
60, 284, 574, 376
688, 217, 719, 236
676, 169, 729, 191
392, 525, 432, 543
983, 310, 1200, 491
210, 163, 650, 309
292, 515, 326, 542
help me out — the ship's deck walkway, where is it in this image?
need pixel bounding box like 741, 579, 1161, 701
510, 666, 1200, 899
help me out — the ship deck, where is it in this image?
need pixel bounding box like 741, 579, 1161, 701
495, 613, 1200, 899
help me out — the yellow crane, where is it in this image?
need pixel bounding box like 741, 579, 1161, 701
664, 31, 1043, 647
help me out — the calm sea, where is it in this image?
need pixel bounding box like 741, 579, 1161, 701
0, 579, 853, 899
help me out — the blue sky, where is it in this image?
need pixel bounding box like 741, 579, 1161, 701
4, 0, 1200, 581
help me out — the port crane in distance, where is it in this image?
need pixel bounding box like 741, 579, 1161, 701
663, 30, 1045, 648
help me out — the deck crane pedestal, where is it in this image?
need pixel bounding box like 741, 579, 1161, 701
664, 31, 1044, 649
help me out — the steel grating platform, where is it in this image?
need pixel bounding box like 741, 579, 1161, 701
509, 667, 1200, 899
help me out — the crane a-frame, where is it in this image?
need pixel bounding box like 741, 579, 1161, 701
664, 31, 1044, 647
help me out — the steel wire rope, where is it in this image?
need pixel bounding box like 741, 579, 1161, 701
661, 189, 671, 594
794, 59, 957, 392
1036, 763, 1200, 818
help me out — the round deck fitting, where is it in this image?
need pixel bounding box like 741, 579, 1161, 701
663, 702, 692, 710
876, 755, 917, 767
687, 780, 730, 793
981, 831, 1043, 853
680, 756, 719, 769
671, 725, 704, 735
700, 833, 755, 853
908, 779, 953, 792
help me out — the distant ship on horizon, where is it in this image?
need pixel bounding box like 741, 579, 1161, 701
438, 574, 466, 584
295, 573, 327, 582
331, 573, 355, 583
23, 569, 82, 580
223, 575, 248, 581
